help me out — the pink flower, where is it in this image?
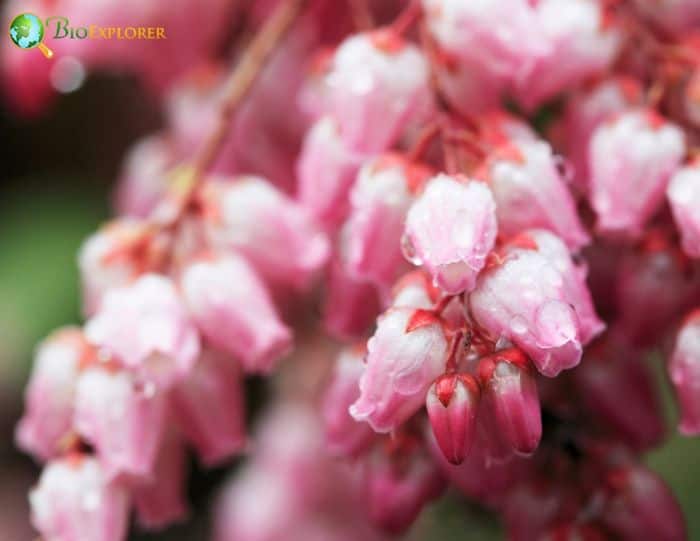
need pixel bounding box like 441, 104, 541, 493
478, 139, 589, 250
404, 174, 498, 294
573, 334, 665, 449
603, 466, 686, 541
350, 308, 448, 432
469, 230, 604, 376
669, 312, 700, 435
181, 254, 292, 374
515, 0, 621, 109
133, 431, 189, 530
15, 327, 90, 461
343, 155, 431, 290
73, 367, 167, 480
114, 135, 175, 219
322, 347, 375, 457
391, 271, 440, 310
201, 176, 330, 290
322, 259, 382, 341
296, 116, 366, 229
426, 373, 480, 465
78, 219, 160, 316
29, 455, 130, 541
553, 77, 643, 194
667, 163, 700, 258
84, 274, 200, 388
362, 439, 445, 534
479, 348, 542, 455
588, 110, 685, 237
422, 0, 549, 80
323, 30, 433, 153
170, 349, 247, 464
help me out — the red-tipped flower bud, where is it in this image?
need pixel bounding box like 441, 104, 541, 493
480, 348, 542, 455
426, 373, 480, 465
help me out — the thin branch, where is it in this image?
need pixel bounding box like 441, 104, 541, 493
192, 0, 308, 181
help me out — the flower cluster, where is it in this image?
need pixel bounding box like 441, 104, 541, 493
10, 0, 700, 539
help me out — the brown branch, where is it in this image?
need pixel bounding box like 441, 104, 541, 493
191, 0, 308, 181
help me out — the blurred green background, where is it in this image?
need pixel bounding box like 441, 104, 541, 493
2, 67, 700, 541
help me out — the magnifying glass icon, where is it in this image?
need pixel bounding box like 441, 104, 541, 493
9, 13, 54, 59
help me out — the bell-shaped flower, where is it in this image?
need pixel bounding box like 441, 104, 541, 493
588, 110, 685, 237
29, 455, 130, 541
469, 230, 604, 376
669, 312, 700, 435
404, 174, 498, 294
350, 308, 448, 432
181, 254, 292, 374
667, 162, 700, 258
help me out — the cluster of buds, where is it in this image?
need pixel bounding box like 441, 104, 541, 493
9, 0, 700, 539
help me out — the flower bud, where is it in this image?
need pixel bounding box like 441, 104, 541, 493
30, 455, 130, 541
16, 327, 88, 461
74, 367, 167, 480
667, 162, 700, 258
321, 347, 375, 457
480, 348, 542, 455
201, 176, 330, 290
404, 174, 498, 294
589, 109, 685, 237
181, 254, 292, 374
426, 373, 479, 465
350, 308, 448, 432
669, 312, 700, 435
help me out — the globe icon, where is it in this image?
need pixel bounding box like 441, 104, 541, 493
9, 13, 53, 58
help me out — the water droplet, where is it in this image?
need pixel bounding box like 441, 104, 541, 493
401, 233, 422, 265
509, 317, 528, 335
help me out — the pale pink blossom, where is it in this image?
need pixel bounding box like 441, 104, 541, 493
426, 373, 480, 465
296, 116, 366, 229
201, 176, 330, 290
181, 255, 292, 374
667, 163, 700, 258
669, 313, 700, 435
344, 155, 431, 290
322, 347, 375, 457
323, 30, 433, 153
78, 219, 158, 316
170, 349, 246, 464
74, 367, 167, 480
350, 308, 448, 432
470, 230, 605, 376
404, 174, 498, 294
133, 431, 189, 530
30, 455, 130, 541
479, 139, 589, 250
553, 77, 643, 194
16, 327, 89, 461
516, 0, 621, 109
588, 110, 685, 237
390, 271, 439, 310
84, 274, 200, 387
422, 0, 548, 77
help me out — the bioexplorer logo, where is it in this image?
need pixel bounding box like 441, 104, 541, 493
9, 12, 167, 59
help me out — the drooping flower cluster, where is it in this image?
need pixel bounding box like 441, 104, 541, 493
10, 0, 700, 539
